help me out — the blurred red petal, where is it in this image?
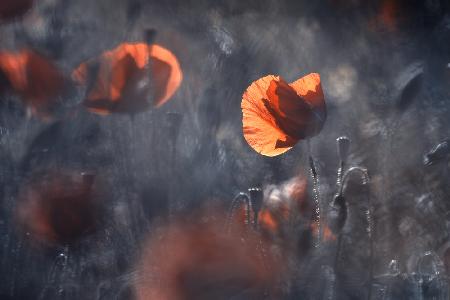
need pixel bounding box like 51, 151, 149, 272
0, 49, 65, 120
15, 171, 99, 246
135, 216, 278, 300
73, 43, 182, 115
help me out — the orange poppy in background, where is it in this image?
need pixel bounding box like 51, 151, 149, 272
72, 43, 182, 115
241, 73, 326, 156
0, 0, 33, 22
0, 49, 65, 120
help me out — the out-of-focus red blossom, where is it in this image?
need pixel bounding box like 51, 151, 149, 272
310, 222, 336, 242
258, 176, 310, 236
15, 170, 99, 246
72, 43, 182, 115
369, 0, 410, 32
242, 73, 326, 156
376, 0, 400, 31
0, 0, 33, 22
0, 49, 65, 120
135, 215, 279, 300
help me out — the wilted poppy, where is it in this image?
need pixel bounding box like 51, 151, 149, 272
0, 49, 65, 120
135, 217, 278, 300
0, 0, 33, 22
72, 42, 182, 115
15, 170, 99, 246
241, 73, 326, 156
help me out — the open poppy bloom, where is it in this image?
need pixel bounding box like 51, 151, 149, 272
0, 49, 65, 120
0, 0, 33, 22
72, 43, 182, 115
242, 73, 326, 156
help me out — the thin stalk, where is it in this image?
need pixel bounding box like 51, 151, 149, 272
341, 167, 372, 300
333, 136, 350, 274
308, 139, 322, 246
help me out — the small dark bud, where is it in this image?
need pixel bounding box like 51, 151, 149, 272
248, 187, 263, 213
336, 136, 350, 163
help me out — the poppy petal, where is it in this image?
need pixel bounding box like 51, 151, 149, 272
266, 78, 316, 140
149, 44, 183, 108
289, 73, 326, 136
242, 73, 326, 156
73, 43, 182, 115
0, 50, 65, 119
242, 75, 297, 157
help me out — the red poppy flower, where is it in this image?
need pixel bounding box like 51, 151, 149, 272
0, 0, 33, 22
72, 43, 182, 115
0, 49, 65, 120
259, 176, 309, 236
242, 73, 326, 156
135, 216, 278, 300
15, 171, 98, 246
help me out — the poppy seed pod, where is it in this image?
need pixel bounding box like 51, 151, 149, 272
248, 187, 263, 228
336, 136, 351, 163
248, 187, 263, 214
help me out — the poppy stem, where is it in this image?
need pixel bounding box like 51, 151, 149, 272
340, 167, 373, 300
143, 29, 157, 106
331, 137, 350, 292
307, 139, 322, 246
336, 136, 350, 196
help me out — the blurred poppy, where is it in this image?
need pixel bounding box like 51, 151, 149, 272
257, 177, 313, 260
0, 0, 33, 22
241, 73, 326, 156
135, 216, 278, 300
72, 43, 182, 115
15, 170, 99, 246
0, 49, 65, 120
377, 0, 399, 31
310, 222, 336, 242
370, 0, 418, 32
259, 176, 309, 236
